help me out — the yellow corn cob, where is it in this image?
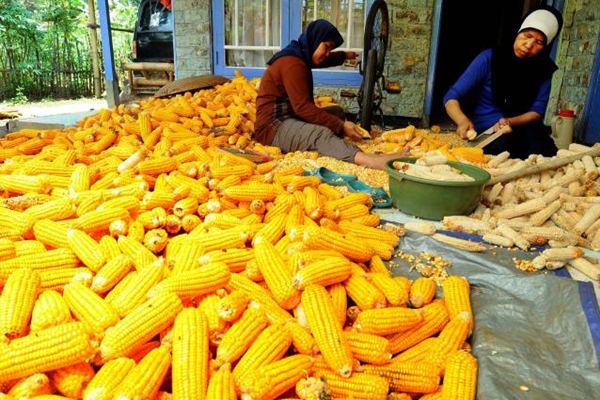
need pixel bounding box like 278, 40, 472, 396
362, 238, 394, 260
442, 276, 473, 326
98, 235, 121, 261
198, 294, 228, 341
7, 373, 52, 399
355, 307, 424, 336
284, 205, 304, 236
0, 175, 51, 195
0, 322, 95, 381
302, 284, 353, 377
388, 301, 450, 354
265, 194, 295, 223
252, 213, 287, 245
338, 204, 370, 220
233, 323, 292, 384
151, 262, 230, 299
215, 307, 268, 366
32, 218, 70, 249
292, 257, 351, 290
97, 195, 140, 213
0, 247, 80, 282
30, 290, 72, 331
314, 370, 388, 400
69, 164, 90, 195
172, 197, 198, 218
225, 273, 292, 323
67, 229, 106, 272
199, 248, 254, 273
427, 311, 472, 367
239, 354, 314, 400
410, 277, 437, 308
318, 183, 343, 200
303, 186, 323, 220
303, 227, 374, 262
0, 208, 34, 236
328, 283, 347, 326
50, 362, 95, 399
137, 157, 177, 176
361, 362, 441, 394
63, 282, 119, 337
39, 267, 93, 290
169, 238, 204, 275
351, 213, 381, 227
343, 330, 392, 365
206, 363, 236, 400
117, 235, 158, 271
172, 308, 210, 400
390, 337, 439, 364
73, 207, 129, 233
217, 290, 249, 322
188, 227, 249, 252
76, 192, 104, 217
113, 346, 171, 400
441, 351, 477, 400
0, 239, 16, 261
254, 239, 300, 309
369, 272, 408, 306
181, 214, 201, 232
203, 213, 244, 230
127, 219, 146, 242
284, 319, 318, 355
344, 272, 386, 310
142, 191, 175, 210
222, 183, 278, 201
0, 268, 41, 338
100, 290, 182, 361
103, 272, 137, 304
143, 228, 168, 253
338, 220, 400, 247
13, 240, 46, 258
107, 258, 164, 317
83, 357, 135, 400
23, 198, 75, 223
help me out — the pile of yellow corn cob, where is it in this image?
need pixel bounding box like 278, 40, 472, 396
0, 73, 479, 399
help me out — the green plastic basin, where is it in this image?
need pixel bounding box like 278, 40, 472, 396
385, 158, 491, 221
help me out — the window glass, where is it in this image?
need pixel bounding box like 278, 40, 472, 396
224, 0, 281, 67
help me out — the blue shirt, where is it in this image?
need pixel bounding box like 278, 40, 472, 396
443, 49, 552, 132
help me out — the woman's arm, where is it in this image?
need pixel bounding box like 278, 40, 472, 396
443, 50, 491, 137
494, 77, 550, 130
445, 99, 474, 138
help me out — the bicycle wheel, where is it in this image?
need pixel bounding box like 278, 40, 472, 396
363, 0, 389, 76
360, 49, 377, 131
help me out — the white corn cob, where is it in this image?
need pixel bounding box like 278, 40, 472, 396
486, 151, 510, 168
485, 183, 503, 204
442, 216, 492, 234
495, 198, 546, 220
541, 246, 584, 262
482, 233, 513, 248
431, 233, 486, 252
403, 222, 437, 236
569, 258, 600, 281
497, 224, 529, 251
529, 200, 561, 226
573, 205, 600, 236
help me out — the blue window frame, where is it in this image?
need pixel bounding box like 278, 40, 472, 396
211, 0, 369, 86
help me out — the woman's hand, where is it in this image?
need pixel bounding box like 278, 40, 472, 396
456, 118, 475, 139
493, 118, 513, 134
345, 51, 359, 60
343, 121, 364, 141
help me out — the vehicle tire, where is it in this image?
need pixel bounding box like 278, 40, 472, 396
363, 0, 389, 76
360, 49, 377, 131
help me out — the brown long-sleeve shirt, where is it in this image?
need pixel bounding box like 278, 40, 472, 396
255, 53, 346, 145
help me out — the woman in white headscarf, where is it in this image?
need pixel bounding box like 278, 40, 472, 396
444, 6, 563, 158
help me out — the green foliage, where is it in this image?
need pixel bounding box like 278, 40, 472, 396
9, 86, 29, 104
0, 0, 142, 101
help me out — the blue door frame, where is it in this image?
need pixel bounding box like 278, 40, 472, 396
98, 0, 119, 107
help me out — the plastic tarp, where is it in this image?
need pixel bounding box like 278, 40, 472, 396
391, 230, 600, 399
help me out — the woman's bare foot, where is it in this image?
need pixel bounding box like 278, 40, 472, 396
354, 151, 410, 170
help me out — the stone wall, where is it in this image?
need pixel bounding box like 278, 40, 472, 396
546, 0, 600, 134
173, 0, 212, 79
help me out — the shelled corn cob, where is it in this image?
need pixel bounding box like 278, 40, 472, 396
0, 71, 479, 400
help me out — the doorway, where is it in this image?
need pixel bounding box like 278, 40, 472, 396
428, 0, 545, 127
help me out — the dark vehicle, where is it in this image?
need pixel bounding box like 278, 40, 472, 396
133, 0, 174, 62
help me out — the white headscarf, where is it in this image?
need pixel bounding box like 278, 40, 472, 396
519, 9, 560, 44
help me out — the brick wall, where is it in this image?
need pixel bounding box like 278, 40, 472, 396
546, 0, 600, 134
173, 0, 212, 79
